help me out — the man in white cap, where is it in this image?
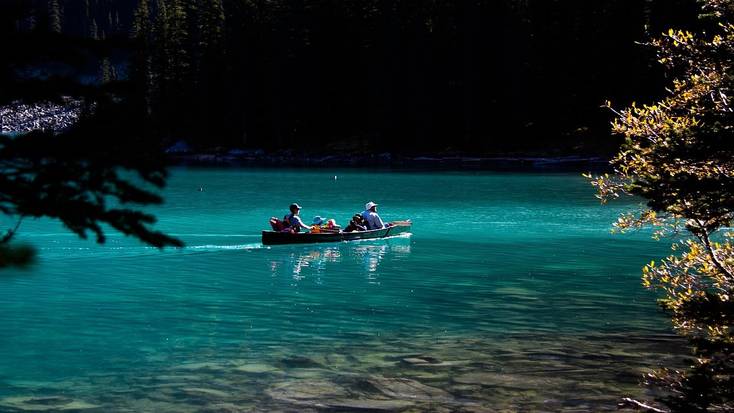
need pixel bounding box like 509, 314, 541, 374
361, 201, 385, 230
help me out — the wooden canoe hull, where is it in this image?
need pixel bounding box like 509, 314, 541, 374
262, 222, 411, 245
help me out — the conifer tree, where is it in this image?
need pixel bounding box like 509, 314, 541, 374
153, 0, 170, 115
154, 0, 169, 71
48, 0, 62, 33
131, 0, 154, 115
166, 0, 189, 77
100, 58, 113, 83
131, 0, 152, 43
89, 18, 98, 39
192, 0, 227, 137
165, 0, 191, 103
199, 0, 226, 51
26, 11, 37, 32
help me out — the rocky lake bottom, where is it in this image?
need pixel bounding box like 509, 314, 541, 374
1, 329, 687, 412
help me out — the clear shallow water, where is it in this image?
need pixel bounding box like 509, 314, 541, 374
0, 169, 686, 412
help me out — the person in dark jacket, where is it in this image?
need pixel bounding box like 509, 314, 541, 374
283, 203, 313, 232
344, 214, 367, 232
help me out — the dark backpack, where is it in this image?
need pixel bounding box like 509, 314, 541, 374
269, 217, 285, 231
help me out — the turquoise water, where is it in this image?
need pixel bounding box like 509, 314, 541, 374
0, 169, 686, 412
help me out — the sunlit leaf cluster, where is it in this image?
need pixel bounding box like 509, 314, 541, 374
642, 238, 733, 342
591, 0, 734, 410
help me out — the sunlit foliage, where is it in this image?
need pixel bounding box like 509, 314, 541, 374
589, 0, 734, 410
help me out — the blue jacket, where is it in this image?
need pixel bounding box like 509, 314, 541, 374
361, 210, 384, 230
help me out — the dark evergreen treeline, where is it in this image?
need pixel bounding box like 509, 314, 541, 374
3, 0, 701, 155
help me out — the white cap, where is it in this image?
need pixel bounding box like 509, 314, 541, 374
365, 201, 378, 210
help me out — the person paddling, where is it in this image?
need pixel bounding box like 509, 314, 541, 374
284, 203, 313, 232
361, 201, 385, 230
344, 214, 367, 232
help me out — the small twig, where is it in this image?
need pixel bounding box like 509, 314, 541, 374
0, 216, 24, 244
618, 397, 669, 413
694, 219, 734, 280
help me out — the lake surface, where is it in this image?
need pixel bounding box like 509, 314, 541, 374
0, 168, 687, 412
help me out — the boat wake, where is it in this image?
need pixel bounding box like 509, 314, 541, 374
38, 232, 410, 259
185, 243, 265, 251
39, 242, 266, 260
170, 233, 258, 238
345, 232, 412, 244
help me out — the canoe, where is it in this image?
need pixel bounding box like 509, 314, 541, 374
262, 221, 411, 245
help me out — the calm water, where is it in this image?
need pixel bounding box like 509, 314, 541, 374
0, 169, 686, 412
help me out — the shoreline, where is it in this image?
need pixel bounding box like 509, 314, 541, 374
0, 109, 611, 171
166, 152, 610, 171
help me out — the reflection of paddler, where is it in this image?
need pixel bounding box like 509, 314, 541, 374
358, 244, 388, 273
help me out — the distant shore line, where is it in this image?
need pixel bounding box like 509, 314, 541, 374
0, 100, 611, 171
167, 151, 610, 171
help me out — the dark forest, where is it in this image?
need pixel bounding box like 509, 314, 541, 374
1, 0, 701, 155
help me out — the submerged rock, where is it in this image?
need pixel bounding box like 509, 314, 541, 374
324, 398, 414, 411
182, 387, 232, 399
200, 402, 254, 413
175, 362, 227, 371
452, 371, 572, 390
400, 355, 464, 368
359, 376, 454, 402
279, 356, 324, 369
265, 380, 350, 407
125, 398, 198, 413
265, 378, 423, 411
401, 356, 440, 365
234, 363, 280, 374
286, 368, 334, 379
459, 405, 500, 413
0, 396, 99, 411
322, 353, 354, 368
152, 374, 202, 382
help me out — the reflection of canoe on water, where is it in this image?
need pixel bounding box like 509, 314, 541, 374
262, 221, 411, 245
